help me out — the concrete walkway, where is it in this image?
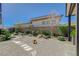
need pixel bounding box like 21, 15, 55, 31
0, 35, 76, 56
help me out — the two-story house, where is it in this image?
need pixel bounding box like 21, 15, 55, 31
14, 14, 62, 33
31, 15, 62, 33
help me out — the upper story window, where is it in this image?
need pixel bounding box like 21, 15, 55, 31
42, 21, 50, 25
42, 21, 46, 25
46, 21, 50, 24
52, 20, 60, 26
52, 20, 56, 24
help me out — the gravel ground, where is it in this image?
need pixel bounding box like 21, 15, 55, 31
0, 35, 76, 56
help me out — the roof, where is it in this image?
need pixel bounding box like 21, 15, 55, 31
31, 15, 62, 22
31, 15, 51, 21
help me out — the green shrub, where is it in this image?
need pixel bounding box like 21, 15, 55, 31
42, 30, 51, 36
41, 30, 51, 38
58, 36, 65, 41
0, 35, 5, 41
0, 29, 1, 34
25, 30, 32, 35
58, 25, 76, 37
32, 30, 40, 36
52, 27, 62, 37
1, 29, 11, 41
15, 28, 22, 34
15, 29, 19, 35
71, 29, 76, 37
58, 26, 68, 37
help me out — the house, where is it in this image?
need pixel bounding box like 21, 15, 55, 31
31, 15, 62, 33
14, 14, 62, 33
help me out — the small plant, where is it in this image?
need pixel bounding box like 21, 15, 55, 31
0, 35, 5, 41
70, 29, 76, 45
58, 36, 65, 41
41, 30, 51, 39
1, 29, 11, 41
71, 29, 76, 37
25, 30, 32, 35
58, 26, 68, 37
32, 30, 40, 36
58, 25, 76, 37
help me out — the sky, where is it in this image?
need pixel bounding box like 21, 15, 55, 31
2, 3, 76, 27
0, 3, 2, 25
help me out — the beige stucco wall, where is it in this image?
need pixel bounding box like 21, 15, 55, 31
15, 15, 61, 33
32, 15, 61, 28
31, 15, 61, 33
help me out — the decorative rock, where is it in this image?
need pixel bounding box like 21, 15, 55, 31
33, 40, 37, 44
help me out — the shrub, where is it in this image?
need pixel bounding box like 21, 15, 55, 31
58, 26, 68, 37
32, 30, 40, 36
52, 27, 62, 37
41, 30, 51, 38
25, 30, 32, 35
58, 25, 76, 37
15, 29, 19, 35
0, 29, 1, 34
1, 29, 11, 41
58, 36, 65, 41
0, 35, 6, 41
71, 29, 76, 37
42, 30, 51, 35
15, 28, 23, 34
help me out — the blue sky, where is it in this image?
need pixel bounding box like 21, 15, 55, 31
2, 3, 76, 27
0, 3, 2, 20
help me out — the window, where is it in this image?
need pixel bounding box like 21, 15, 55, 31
42, 21, 45, 25
42, 21, 50, 25
46, 21, 50, 24
52, 20, 56, 24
